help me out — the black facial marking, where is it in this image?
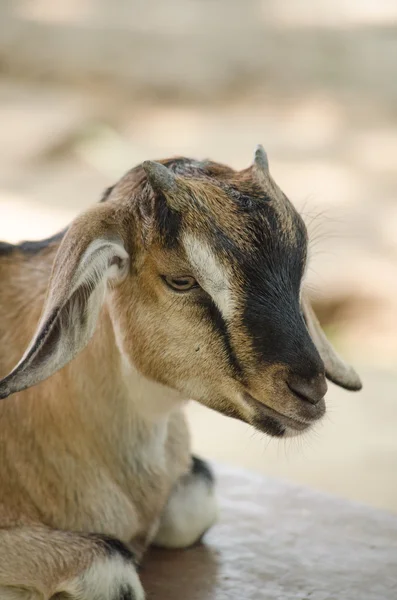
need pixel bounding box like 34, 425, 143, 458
153, 193, 182, 249
88, 533, 137, 564
245, 206, 308, 290
191, 455, 215, 486
198, 294, 244, 379
237, 206, 324, 376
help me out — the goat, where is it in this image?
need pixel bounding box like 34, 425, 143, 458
0, 146, 361, 599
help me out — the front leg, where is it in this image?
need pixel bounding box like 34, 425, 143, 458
152, 456, 218, 549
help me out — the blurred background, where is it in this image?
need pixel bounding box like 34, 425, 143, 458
0, 0, 396, 511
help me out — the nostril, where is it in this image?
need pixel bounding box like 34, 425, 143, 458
287, 373, 328, 405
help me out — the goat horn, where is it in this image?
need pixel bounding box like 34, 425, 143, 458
254, 144, 269, 173
142, 161, 178, 194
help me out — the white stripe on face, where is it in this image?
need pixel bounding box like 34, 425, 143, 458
183, 234, 235, 320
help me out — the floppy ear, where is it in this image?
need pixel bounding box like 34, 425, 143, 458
302, 294, 362, 391
0, 204, 129, 399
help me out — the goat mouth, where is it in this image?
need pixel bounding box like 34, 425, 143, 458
243, 393, 310, 437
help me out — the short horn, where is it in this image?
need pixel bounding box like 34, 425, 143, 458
254, 144, 269, 173
142, 161, 177, 194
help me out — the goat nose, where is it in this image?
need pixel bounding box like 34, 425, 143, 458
287, 372, 328, 405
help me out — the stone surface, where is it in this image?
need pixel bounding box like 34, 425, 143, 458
141, 465, 397, 599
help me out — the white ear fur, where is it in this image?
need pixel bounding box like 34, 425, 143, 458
302, 295, 362, 391
0, 237, 128, 399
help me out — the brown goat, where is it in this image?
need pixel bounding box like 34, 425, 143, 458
0, 147, 361, 599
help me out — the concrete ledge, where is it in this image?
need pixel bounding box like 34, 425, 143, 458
142, 465, 397, 599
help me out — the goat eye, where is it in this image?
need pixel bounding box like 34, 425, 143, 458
163, 275, 198, 292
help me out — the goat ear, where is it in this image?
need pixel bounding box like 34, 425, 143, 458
301, 294, 362, 391
0, 204, 129, 399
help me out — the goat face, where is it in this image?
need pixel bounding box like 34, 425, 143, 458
110, 148, 361, 437
0, 148, 361, 438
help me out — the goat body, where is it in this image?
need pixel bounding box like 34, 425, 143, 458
0, 150, 361, 599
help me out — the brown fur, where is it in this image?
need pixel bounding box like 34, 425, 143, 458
0, 153, 361, 599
